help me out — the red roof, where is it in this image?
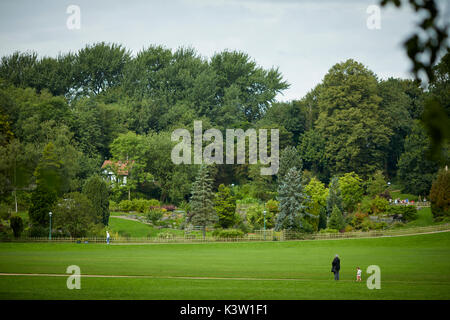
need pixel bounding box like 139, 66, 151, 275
101, 160, 135, 176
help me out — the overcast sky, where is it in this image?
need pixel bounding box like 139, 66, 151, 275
0, 0, 449, 101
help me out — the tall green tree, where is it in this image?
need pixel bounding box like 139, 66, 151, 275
429, 168, 450, 221
339, 172, 364, 213
214, 184, 237, 228
83, 175, 110, 226
328, 205, 345, 231
397, 121, 439, 195
326, 176, 343, 216
190, 166, 217, 238
275, 167, 313, 231
315, 59, 392, 177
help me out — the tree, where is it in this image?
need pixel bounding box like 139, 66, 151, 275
9, 215, 24, 238
315, 59, 392, 177
83, 175, 110, 226
214, 184, 237, 228
28, 184, 57, 227
298, 129, 328, 181
339, 172, 364, 213
210, 50, 289, 122
326, 176, 343, 216
73, 42, 131, 97
318, 206, 327, 231
366, 170, 387, 198
275, 167, 313, 231
304, 177, 329, 231
278, 146, 303, 179
397, 121, 439, 195
190, 166, 217, 238
328, 205, 345, 231
429, 169, 450, 221
52, 192, 98, 237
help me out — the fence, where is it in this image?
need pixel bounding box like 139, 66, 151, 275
4, 223, 449, 244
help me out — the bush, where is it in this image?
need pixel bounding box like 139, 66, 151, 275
351, 212, 368, 229
162, 204, 176, 212
212, 229, 244, 239
119, 200, 133, 212
430, 169, 450, 221
109, 200, 120, 211
344, 225, 353, 232
361, 219, 375, 231
9, 216, 24, 238
146, 209, 164, 225
370, 196, 389, 215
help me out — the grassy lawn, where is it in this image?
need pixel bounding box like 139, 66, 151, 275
0, 232, 449, 299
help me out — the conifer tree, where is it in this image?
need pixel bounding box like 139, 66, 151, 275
190, 165, 217, 238
275, 167, 313, 231
326, 176, 343, 216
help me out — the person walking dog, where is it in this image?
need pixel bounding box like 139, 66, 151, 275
331, 254, 340, 280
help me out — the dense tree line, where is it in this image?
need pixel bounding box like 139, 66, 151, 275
0, 43, 448, 235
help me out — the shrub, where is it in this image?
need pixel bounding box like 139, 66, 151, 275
370, 196, 389, 215
162, 204, 176, 212
328, 205, 345, 231
148, 199, 161, 207
158, 232, 174, 239
9, 216, 24, 238
213, 229, 244, 239
344, 225, 353, 232
430, 169, 450, 221
374, 222, 388, 230
119, 200, 133, 212
351, 212, 368, 229
146, 209, 164, 225
361, 219, 375, 231
109, 200, 120, 212
387, 205, 417, 222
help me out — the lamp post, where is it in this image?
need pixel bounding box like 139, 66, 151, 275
263, 210, 266, 240
49, 212, 52, 240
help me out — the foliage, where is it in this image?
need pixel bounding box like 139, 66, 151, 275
214, 184, 237, 228
275, 167, 313, 231
326, 176, 343, 216
146, 208, 164, 225
189, 165, 217, 238
52, 192, 99, 237
387, 205, 418, 222
212, 228, 244, 239
278, 146, 303, 178
9, 215, 23, 238
328, 205, 345, 231
366, 170, 388, 198
83, 175, 110, 225
304, 177, 328, 231
315, 59, 391, 177
28, 185, 57, 227
429, 169, 450, 221
339, 172, 364, 213
397, 121, 439, 195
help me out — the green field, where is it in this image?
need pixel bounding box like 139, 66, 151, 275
0, 232, 449, 299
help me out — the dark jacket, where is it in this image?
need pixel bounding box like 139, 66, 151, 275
331, 257, 340, 273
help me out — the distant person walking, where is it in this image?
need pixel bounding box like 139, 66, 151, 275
106, 230, 110, 245
331, 254, 340, 280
